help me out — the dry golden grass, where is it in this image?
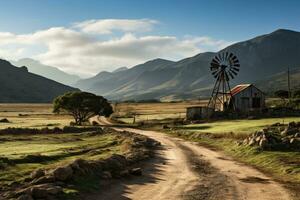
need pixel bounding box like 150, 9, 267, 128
0, 104, 72, 128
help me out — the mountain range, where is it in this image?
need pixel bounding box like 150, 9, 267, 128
74, 29, 300, 101
0, 60, 78, 103
11, 58, 81, 85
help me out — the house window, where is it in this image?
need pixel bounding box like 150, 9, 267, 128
252, 97, 261, 108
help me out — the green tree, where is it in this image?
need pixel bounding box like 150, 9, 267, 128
274, 90, 289, 100
53, 91, 113, 125
293, 90, 300, 98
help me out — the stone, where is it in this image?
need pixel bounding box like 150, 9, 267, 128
281, 127, 298, 136
31, 175, 55, 184
52, 165, 73, 181
102, 171, 112, 179
17, 194, 33, 200
288, 121, 296, 128
120, 169, 130, 177
30, 169, 45, 180
295, 133, 300, 138
30, 184, 62, 198
248, 138, 256, 146
130, 168, 142, 176
259, 138, 268, 148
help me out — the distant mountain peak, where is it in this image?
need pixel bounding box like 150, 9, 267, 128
113, 66, 128, 73
272, 29, 299, 34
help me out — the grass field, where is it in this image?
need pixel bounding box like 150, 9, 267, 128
0, 104, 72, 129
0, 104, 124, 195
179, 117, 300, 135
113, 100, 207, 123
0, 131, 122, 189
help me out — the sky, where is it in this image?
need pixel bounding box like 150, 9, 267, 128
0, 0, 299, 77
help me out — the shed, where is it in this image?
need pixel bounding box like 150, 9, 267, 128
186, 106, 214, 120
224, 84, 265, 112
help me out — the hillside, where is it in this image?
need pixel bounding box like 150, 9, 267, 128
255, 67, 300, 94
0, 59, 79, 103
75, 29, 300, 101
12, 58, 81, 85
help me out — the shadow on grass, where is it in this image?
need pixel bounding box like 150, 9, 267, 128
178, 126, 212, 130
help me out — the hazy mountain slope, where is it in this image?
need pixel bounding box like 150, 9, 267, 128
75, 58, 175, 94
12, 58, 80, 85
0, 59, 79, 103
255, 67, 300, 94
76, 29, 300, 101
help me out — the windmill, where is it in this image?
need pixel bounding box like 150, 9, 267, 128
207, 52, 240, 111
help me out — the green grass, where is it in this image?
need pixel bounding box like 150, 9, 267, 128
0, 132, 123, 188
179, 117, 300, 135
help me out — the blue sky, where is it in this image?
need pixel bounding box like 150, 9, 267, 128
0, 0, 299, 76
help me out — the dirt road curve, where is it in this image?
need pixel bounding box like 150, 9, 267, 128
88, 116, 292, 200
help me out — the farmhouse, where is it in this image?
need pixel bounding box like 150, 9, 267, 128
224, 84, 265, 112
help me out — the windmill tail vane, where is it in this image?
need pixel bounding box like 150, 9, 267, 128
207, 52, 240, 111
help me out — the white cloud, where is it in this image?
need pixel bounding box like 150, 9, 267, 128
0, 19, 234, 77
74, 19, 158, 34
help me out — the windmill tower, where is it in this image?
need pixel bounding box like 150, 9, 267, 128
207, 52, 240, 111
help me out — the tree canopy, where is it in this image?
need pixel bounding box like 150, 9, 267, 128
53, 91, 113, 125
274, 90, 289, 100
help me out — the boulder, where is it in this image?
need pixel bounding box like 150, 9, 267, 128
30, 184, 62, 198
129, 168, 142, 176
52, 165, 73, 181
288, 121, 296, 128
31, 175, 55, 185
17, 194, 33, 200
0, 118, 9, 123
281, 127, 298, 136
102, 171, 112, 179
30, 169, 45, 180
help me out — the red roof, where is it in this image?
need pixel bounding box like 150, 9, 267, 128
230, 84, 252, 96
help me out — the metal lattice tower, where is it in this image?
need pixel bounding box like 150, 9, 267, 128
207, 52, 240, 111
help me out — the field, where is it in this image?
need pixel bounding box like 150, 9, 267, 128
0, 104, 72, 129
0, 104, 128, 198
0, 132, 121, 187
113, 100, 207, 123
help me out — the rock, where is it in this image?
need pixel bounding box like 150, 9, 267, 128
45, 186, 63, 195
255, 135, 262, 142
30, 169, 45, 180
162, 125, 169, 129
281, 127, 298, 136
52, 165, 73, 181
30, 184, 62, 198
295, 133, 300, 138
130, 168, 142, 176
288, 121, 296, 128
120, 169, 130, 177
102, 171, 112, 179
290, 138, 295, 144
259, 138, 268, 148
248, 138, 256, 146
17, 194, 33, 200
0, 118, 9, 123
31, 175, 55, 184
271, 122, 281, 127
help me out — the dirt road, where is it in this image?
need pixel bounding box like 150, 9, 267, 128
87, 116, 292, 200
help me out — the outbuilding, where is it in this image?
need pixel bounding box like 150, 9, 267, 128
225, 84, 265, 112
